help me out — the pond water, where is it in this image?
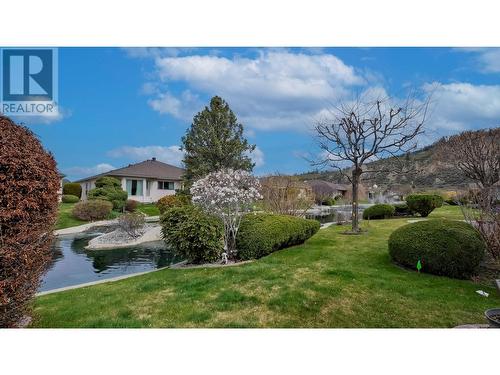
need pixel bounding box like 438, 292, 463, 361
306, 205, 370, 224
39, 232, 181, 292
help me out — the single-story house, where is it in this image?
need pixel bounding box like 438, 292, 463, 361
305, 180, 350, 202
75, 158, 184, 203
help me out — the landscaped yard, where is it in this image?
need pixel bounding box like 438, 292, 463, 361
55, 202, 160, 230
136, 203, 160, 217
34, 206, 499, 328
55, 202, 88, 229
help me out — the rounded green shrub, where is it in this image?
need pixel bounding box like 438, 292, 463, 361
157, 194, 191, 214
88, 176, 127, 211
125, 199, 138, 212
362, 204, 395, 220
160, 205, 223, 264
62, 182, 82, 198
388, 219, 485, 279
405, 194, 443, 217
321, 197, 336, 206
95, 176, 121, 189
72, 199, 113, 221
236, 213, 320, 260
62, 194, 79, 203
393, 203, 411, 216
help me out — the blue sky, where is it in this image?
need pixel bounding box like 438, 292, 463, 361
11, 47, 500, 181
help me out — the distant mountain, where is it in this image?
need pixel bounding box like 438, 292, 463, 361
297, 138, 476, 191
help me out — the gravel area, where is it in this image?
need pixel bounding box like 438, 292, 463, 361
85, 223, 162, 250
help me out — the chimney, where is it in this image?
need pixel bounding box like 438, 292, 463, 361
152, 157, 156, 161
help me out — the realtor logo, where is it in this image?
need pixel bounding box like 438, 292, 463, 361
1, 48, 58, 116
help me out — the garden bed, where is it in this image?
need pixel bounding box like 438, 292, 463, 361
33, 206, 500, 328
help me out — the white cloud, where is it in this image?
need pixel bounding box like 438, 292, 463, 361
122, 47, 192, 59
148, 90, 201, 121
423, 82, 500, 133
11, 106, 72, 125
247, 146, 265, 168
458, 48, 500, 73
147, 50, 366, 131
64, 163, 115, 179
476, 49, 500, 73
107, 145, 184, 166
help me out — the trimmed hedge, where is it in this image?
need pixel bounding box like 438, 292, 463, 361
125, 199, 138, 212
88, 176, 127, 211
62, 194, 79, 203
363, 204, 395, 220
157, 194, 191, 214
160, 205, 223, 264
63, 182, 82, 198
236, 213, 320, 260
72, 199, 113, 221
393, 203, 411, 216
388, 219, 485, 279
405, 194, 443, 217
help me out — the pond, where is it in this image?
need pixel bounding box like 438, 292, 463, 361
39, 232, 182, 292
306, 204, 370, 224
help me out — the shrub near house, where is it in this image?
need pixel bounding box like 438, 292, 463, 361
62, 194, 80, 203
62, 182, 82, 198
88, 176, 128, 211
72, 199, 113, 221
157, 194, 191, 214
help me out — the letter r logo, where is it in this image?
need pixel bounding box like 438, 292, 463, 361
2, 49, 53, 101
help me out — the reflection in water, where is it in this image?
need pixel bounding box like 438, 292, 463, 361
40, 232, 180, 292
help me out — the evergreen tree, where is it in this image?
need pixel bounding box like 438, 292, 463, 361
181, 96, 255, 183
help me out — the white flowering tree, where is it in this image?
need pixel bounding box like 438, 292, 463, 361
191, 169, 262, 261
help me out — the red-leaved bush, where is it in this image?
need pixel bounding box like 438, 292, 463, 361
0, 116, 59, 327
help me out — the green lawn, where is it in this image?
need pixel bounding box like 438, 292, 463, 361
429, 204, 465, 220
55, 202, 88, 229
55, 202, 159, 230
35, 206, 499, 327
136, 203, 160, 216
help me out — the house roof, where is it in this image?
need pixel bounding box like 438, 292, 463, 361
305, 180, 349, 192
75, 158, 184, 182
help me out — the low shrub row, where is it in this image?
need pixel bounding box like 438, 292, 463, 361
362, 194, 444, 221
72, 199, 113, 221
62, 194, 79, 203
157, 194, 191, 214
63, 182, 82, 198
388, 219, 485, 279
393, 203, 411, 216
236, 213, 320, 260
363, 204, 395, 220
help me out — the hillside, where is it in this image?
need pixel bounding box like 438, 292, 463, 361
297, 141, 474, 191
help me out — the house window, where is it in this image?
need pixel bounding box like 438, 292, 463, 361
126, 179, 143, 196
158, 181, 175, 190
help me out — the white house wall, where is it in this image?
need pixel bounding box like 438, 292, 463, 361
79, 178, 180, 203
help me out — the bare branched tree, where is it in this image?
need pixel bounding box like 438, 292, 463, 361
437, 128, 500, 189
313, 93, 430, 232
460, 188, 500, 260
260, 175, 315, 217
438, 128, 500, 260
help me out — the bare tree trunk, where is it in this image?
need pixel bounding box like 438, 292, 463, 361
351, 168, 362, 232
